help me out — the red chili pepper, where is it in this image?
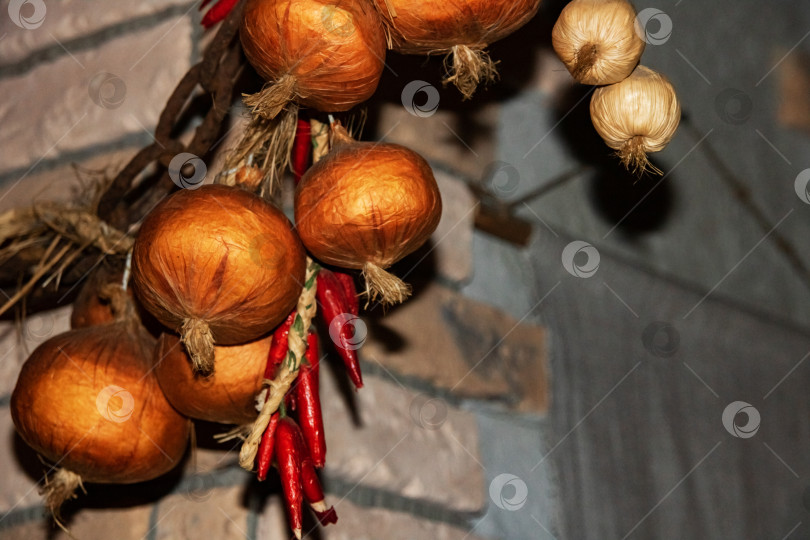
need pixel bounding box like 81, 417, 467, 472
200, 0, 238, 28
256, 412, 280, 482
316, 269, 363, 389
334, 271, 359, 316
292, 119, 312, 184
265, 310, 296, 379
277, 417, 304, 539
301, 452, 338, 526
285, 390, 297, 413
297, 332, 326, 468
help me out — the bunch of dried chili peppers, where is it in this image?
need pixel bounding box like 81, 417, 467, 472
248, 119, 364, 539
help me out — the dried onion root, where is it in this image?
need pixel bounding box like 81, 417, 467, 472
373, 0, 541, 99
590, 65, 681, 175
41, 469, 85, 528
552, 0, 645, 85
222, 111, 299, 197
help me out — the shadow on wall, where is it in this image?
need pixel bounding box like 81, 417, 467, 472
11, 428, 183, 515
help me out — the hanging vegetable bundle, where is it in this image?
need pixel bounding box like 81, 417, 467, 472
4, 0, 692, 535
550, 0, 680, 174
373, 0, 541, 98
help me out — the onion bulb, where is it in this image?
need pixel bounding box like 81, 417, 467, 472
132, 184, 305, 375
154, 333, 270, 425
70, 265, 130, 329
10, 322, 190, 518
552, 0, 645, 85
590, 65, 681, 174
294, 125, 442, 306
373, 0, 541, 98
240, 0, 387, 119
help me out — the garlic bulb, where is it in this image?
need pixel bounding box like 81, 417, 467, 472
590, 65, 681, 174
552, 0, 645, 85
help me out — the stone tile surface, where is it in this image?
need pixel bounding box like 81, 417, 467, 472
376, 100, 498, 181
431, 170, 476, 284
0, 407, 41, 514
155, 485, 250, 540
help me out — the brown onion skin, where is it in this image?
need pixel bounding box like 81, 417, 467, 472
373, 0, 541, 53
294, 142, 442, 269
70, 266, 129, 329
10, 323, 189, 484
131, 184, 306, 346
241, 0, 386, 112
154, 333, 270, 425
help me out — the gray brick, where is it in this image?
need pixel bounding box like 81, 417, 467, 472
360, 282, 549, 413
320, 369, 486, 513
154, 485, 251, 540
0, 308, 71, 400
0, 408, 41, 514
0, 16, 191, 175
257, 497, 489, 540
0, 0, 192, 65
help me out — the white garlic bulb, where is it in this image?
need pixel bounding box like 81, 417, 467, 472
552, 0, 645, 85
590, 65, 681, 174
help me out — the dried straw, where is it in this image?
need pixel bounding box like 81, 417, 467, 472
222, 105, 298, 198
238, 259, 319, 470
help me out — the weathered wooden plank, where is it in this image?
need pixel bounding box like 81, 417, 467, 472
517, 226, 810, 539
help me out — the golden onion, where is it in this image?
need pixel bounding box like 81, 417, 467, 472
240, 0, 387, 118
131, 184, 305, 374
154, 333, 271, 425
373, 0, 541, 98
295, 126, 441, 306
11, 322, 189, 517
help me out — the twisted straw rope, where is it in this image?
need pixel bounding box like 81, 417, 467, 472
238, 118, 330, 470
239, 258, 319, 470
